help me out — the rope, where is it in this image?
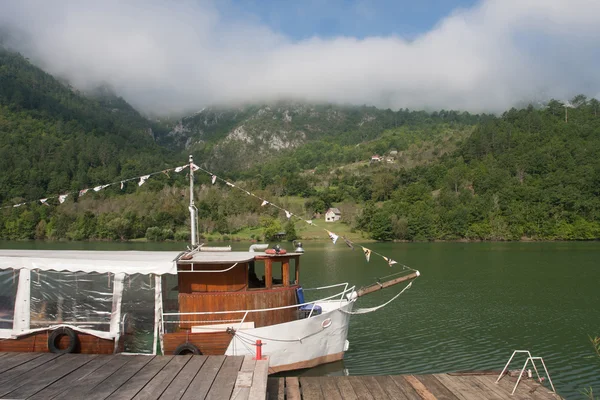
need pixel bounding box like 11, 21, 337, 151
340, 281, 413, 315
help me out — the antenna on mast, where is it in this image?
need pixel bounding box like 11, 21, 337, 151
189, 155, 197, 247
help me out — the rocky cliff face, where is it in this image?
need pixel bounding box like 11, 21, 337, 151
166, 102, 383, 171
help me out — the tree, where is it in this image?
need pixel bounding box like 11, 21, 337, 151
284, 220, 298, 241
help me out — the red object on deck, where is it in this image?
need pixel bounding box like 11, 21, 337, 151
255, 340, 263, 360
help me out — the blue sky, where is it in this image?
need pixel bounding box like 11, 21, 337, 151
222, 0, 479, 40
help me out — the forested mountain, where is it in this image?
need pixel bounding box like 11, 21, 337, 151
0, 48, 174, 204
1, 47, 599, 242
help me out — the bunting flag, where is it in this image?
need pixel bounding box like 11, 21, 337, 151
94, 184, 110, 192
211, 175, 217, 184
285, 210, 292, 219
362, 247, 372, 262
40, 198, 48, 205
306, 220, 313, 225
79, 189, 89, 197
139, 175, 150, 186
191, 163, 200, 172
327, 230, 339, 244
120, 181, 124, 190
13, 203, 24, 208
175, 165, 187, 173
59, 194, 68, 204
343, 236, 354, 250
261, 200, 269, 207
382, 256, 398, 267
226, 182, 235, 187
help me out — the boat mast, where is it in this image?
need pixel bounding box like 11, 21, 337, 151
189, 155, 197, 247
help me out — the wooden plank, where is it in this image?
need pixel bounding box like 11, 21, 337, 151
80, 355, 155, 400
248, 359, 268, 400
331, 377, 358, 400
388, 375, 421, 400
347, 376, 375, 400
206, 356, 244, 400
29, 355, 114, 400
285, 377, 301, 400
318, 377, 343, 400
180, 355, 226, 400
231, 371, 254, 400
5, 354, 97, 399
0, 352, 61, 389
434, 374, 487, 400
54, 355, 134, 400
492, 375, 557, 400
455, 375, 505, 400
266, 377, 284, 400
414, 375, 460, 400
470, 375, 525, 400
133, 355, 192, 400
360, 376, 391, 399
159, 355, 208, 400
240, 354, 256, 372
373, 376, 409, 400
0, 351, 46, 375
106, 355, 174, 400
299, 377, 324, 400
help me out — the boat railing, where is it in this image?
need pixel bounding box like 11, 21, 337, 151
162, 283, 356, 333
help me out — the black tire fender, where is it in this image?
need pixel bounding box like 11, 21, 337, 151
48, 327, 79, 354
173, 343, 202, 355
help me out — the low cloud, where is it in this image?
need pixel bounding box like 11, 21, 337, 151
1, 0, 599, 114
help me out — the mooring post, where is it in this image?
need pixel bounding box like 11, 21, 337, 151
255, 340, 263, 360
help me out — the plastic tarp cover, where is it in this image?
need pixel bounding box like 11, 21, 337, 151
162, 274, 181, 334
0, 269, 18, 330
30, 270, 113, 331
121, 274, 157, 354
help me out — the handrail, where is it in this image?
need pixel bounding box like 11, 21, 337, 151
162, 285, 356, 318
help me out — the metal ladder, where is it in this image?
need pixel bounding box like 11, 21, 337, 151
495, 350, 556, 395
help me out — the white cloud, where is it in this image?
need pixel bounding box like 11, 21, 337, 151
1, 0, 599, 114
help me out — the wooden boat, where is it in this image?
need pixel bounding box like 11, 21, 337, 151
0, 157, 419, 372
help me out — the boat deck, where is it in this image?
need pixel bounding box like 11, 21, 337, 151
267, 373, 563, 400
0, 352, 267, 400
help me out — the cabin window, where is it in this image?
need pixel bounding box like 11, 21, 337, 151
30, 271, 112, 332
121, 274, 157, 354
272, 261, 283, 286
0, 269, 18, 330
248, 261, 266, 289
289, 260, 297, 285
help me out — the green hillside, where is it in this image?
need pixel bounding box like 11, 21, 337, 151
1, 47, 599, 242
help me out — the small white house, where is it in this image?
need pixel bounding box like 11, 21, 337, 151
370, 155, 382, 162
325, 208, 341, 222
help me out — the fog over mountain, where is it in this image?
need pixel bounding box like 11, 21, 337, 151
1, 0, 599, 115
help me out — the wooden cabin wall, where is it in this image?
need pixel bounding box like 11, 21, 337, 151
178, 263, 247, 293
0, 331, 116, 354
177, 286, 298, 328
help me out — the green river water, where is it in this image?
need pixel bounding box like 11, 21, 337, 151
1, 240, 598, 398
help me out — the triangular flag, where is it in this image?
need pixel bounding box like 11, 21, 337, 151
382, 256, 398, 267
362, 247, 372, 262
93, 185, 102, 192
59, 194, 68, 204
343, 236, 354, 250
306, 220, 313, 225
79, 189, 89, 197
40, 198, 48, 205
261, 200, 269, 207
327, 230, 339, 244
139, 175, 150, 186
226, 182, 235, 187
120, 181, 124, 190
285, 210, 292, 219
13, 203, 24, 208
175, 165, 187, 173
191, 163, 200, 171
211, 175, 217, 184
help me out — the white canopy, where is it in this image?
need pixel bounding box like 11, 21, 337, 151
0, 250, 181, 275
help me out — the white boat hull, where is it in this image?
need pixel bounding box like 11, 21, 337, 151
225, 299, 355, 373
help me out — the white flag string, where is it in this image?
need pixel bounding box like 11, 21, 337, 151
0, 164, 189, 210
190, 164, 416, 272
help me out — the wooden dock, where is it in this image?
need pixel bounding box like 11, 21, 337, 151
267, 373, 564, 400
0, 352, 268, 400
